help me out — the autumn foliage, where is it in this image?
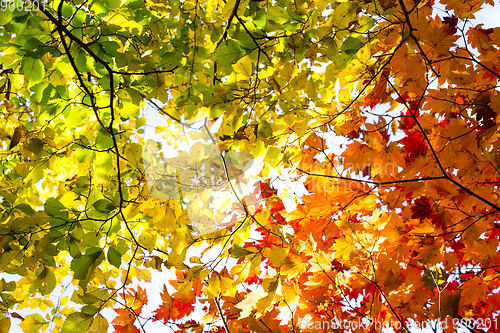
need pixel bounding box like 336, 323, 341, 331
1, 0, 500, 332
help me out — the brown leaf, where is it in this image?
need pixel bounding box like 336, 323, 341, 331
11, 312, 24, 320
9, 126, 28, 150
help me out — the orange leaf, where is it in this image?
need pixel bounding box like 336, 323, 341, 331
112, 309, 136, 327
461, 277, 488, 306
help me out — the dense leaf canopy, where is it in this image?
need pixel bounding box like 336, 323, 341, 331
1, 0, 500, 332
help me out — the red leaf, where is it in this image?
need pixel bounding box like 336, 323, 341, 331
411, 196, 433, 220
112, 324, 140, 333
475, 107, 496, 131
443, 15, 458, 34
153, 285, 195, 322
245, 274, 263, 285
460, 271, 475, 282
401, 130, 428, 162
259, 181, 277, 199
401, 108, 420, 131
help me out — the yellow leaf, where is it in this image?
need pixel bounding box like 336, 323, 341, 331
233, 56, 253, 78
391, 119, 398, 135
176, 210, 191, 227
20, 314, 46, 333
220, 276, 236, 297
332, 236, 355, 263
106, 11, 144, 34
309, 250, 331, 273
189, 256, 203, 264
232, 263, 250, 283
124, 143, 143, 168
256, 275, 280, 314
0, 318, 11, 333
89, 314, 108, 333
204, 276, 220, 298
138, 229, 156, 252
235, 285, 268, 318
281, 252, 305, 278
123, 266, 151, 284
268, 247, 289, 268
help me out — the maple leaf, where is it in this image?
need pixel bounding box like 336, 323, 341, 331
332, 236, 355, 263
245, 274, 263, 285
411, 196, 434, 220
341, 140, 375, 173
467, 24, 494, 50
461, 277, 489, 306
113, 308, 135, 325
172, 298, 196, 320
400, 108, 420, 131
122, 286, 148, 314
364, 75, 389, 109
443, 15, 459, 35
401, 130, 428, 162
154, 285, 195, 322
112, 324, 141, 333
259, 181, 278, 199
235, 285, 270, 318
475, 107, 496, 131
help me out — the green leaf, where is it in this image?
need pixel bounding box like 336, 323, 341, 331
26, 138, 44, 155
76, 148, 93, 164
118, 100, 140, 120
3, 280, 16, 292
232, 244, 255, 259
92, 199, 115, 213
340, 37, 364, 55
214, 40, 246, 65
76, 51, 95, 72
336, 37, 364, 71
22, 58, 45, 85
21, 38, 47, 59
60, 313, 93, 333
14, 204, 35, 216
101, 41, 121, 56
0, 5, 13, 25
105, 0, 122, 10
61, 2, 76, 18
107, 246, 122, 268
253, 9, 267, 31
31, 82, 50, 103
71, 248, 104, 280
81, 304, 98, 315
34, 267, 56, 295
44, 198, 66, 217
95, 130, 114, 150
160, 52, 182, 69
258, 121, 273, 138
267, 7, 291, 24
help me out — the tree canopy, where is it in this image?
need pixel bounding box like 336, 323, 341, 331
1, 0, 500, 332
